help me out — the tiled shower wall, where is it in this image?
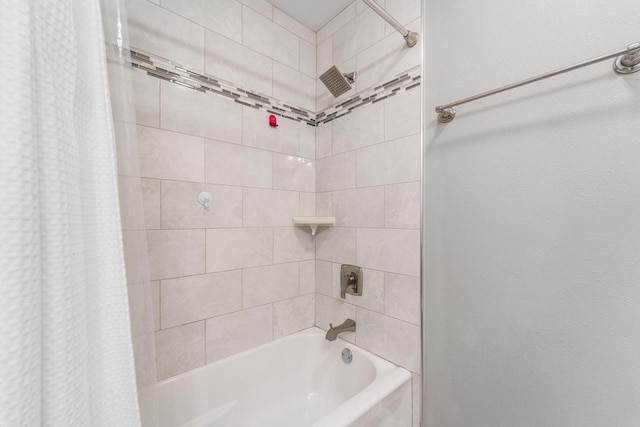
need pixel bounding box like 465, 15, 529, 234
126, 0, 421, 424
126, 0, 318, 381
312, 2, 422, 426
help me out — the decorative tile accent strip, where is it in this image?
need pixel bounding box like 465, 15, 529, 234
127, 47, 420, 127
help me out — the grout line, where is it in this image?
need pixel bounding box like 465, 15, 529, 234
157, 76, 162, 127
383, 183, 387, 228
159, 179, 163, 229
158, 280, 162, 331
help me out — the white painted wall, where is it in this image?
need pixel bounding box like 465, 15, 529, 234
422, 0, 640, 426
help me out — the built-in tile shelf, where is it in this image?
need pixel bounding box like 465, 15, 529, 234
292, 217, 336, 236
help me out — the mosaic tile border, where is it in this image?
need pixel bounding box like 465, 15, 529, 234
127, 47, 420, 127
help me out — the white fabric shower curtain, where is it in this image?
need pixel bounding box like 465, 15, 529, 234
0, 0, 141, 425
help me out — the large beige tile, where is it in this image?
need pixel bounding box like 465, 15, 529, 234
356, 134, 420, 187
356, 308, 420, 373
299, 123, 315, 160
119, 177, 159, 230
242, 7, 299, 69
205, 30, 272, 95
152, 282, 160, 332
272, 153, 315, 192
114, 121, 143, 178
316, 37, 332, 79
299, 260, 315, 295
332, 186, 385, 227
161, 271, 242, 328
315, 294, 356, 343
386, 0, 421, 27
274, 294, 315, 338
385, 182, 420, 229
274, 227, 315, 264
161, 181, 242, 229
127, 0, 204, 71
332, 102, 384, 154
315, 121, 332, 159
137, 125, 204, 182
206, 228, 273, 272
273, 8, 316, 45
299, 39, 316, 78
141, 179, 161, 230
315, 227, 357, 265
243, 188, 299, 227
386, 272, 421, 327
161, 81, 242, 143
242, 107, 299, 155
155, 322, 205, 380
273, 63, 316, 112
315, 192, 333, 216
317, 3, 356, 44
132, 333, 157, 390
356, 0, 383, 15
163, 0, 242, 43
122, 230, 148, 284
332, 8, 384, 65
128, 281, 159, 336
146, 230, 205, 280
357, 228, 420, 276
315, 260, 333, 296
355, 19, 421, 91
242, 263, 299, 308
205, 139, 272, 188
385, 87, 421, 141
237, 0, 272, 18
316, 151, 357, 192
300, 192, 316, 216
132, 72, 159, 127
206, 305, 273, 363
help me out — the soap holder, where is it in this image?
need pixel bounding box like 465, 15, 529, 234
292, 216, 336, 236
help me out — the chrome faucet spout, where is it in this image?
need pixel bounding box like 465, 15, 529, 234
325, 319, 356, 341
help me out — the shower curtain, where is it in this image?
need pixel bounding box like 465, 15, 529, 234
0, 0, 142, 425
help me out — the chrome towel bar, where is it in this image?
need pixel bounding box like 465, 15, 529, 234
435, 41, 640, 123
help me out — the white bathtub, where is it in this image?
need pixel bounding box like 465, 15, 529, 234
157, 327, 412, 427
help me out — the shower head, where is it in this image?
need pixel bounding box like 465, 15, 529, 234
319, 66, 355, 98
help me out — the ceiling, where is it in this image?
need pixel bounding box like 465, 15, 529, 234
266, 0, 354, 31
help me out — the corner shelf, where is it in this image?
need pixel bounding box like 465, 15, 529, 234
292, 216, 336, 236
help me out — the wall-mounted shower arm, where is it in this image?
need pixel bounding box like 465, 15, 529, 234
362, 0, 418, 47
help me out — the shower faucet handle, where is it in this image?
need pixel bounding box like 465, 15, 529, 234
340, 265, 363, 299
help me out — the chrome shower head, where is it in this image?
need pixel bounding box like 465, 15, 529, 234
319, 65, 355, 98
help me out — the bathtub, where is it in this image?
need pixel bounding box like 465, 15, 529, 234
157, 327, 412, 427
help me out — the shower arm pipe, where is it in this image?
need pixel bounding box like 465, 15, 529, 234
435, 41, 640, 123
362, 0, 418, 47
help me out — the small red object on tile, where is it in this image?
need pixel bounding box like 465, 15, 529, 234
269, 114, 278, 127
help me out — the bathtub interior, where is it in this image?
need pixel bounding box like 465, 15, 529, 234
157, 328, 386, 427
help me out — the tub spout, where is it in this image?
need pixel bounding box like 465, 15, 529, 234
325, 319, 356, 341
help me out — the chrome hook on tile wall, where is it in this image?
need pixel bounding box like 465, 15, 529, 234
197, 192, 212, 210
